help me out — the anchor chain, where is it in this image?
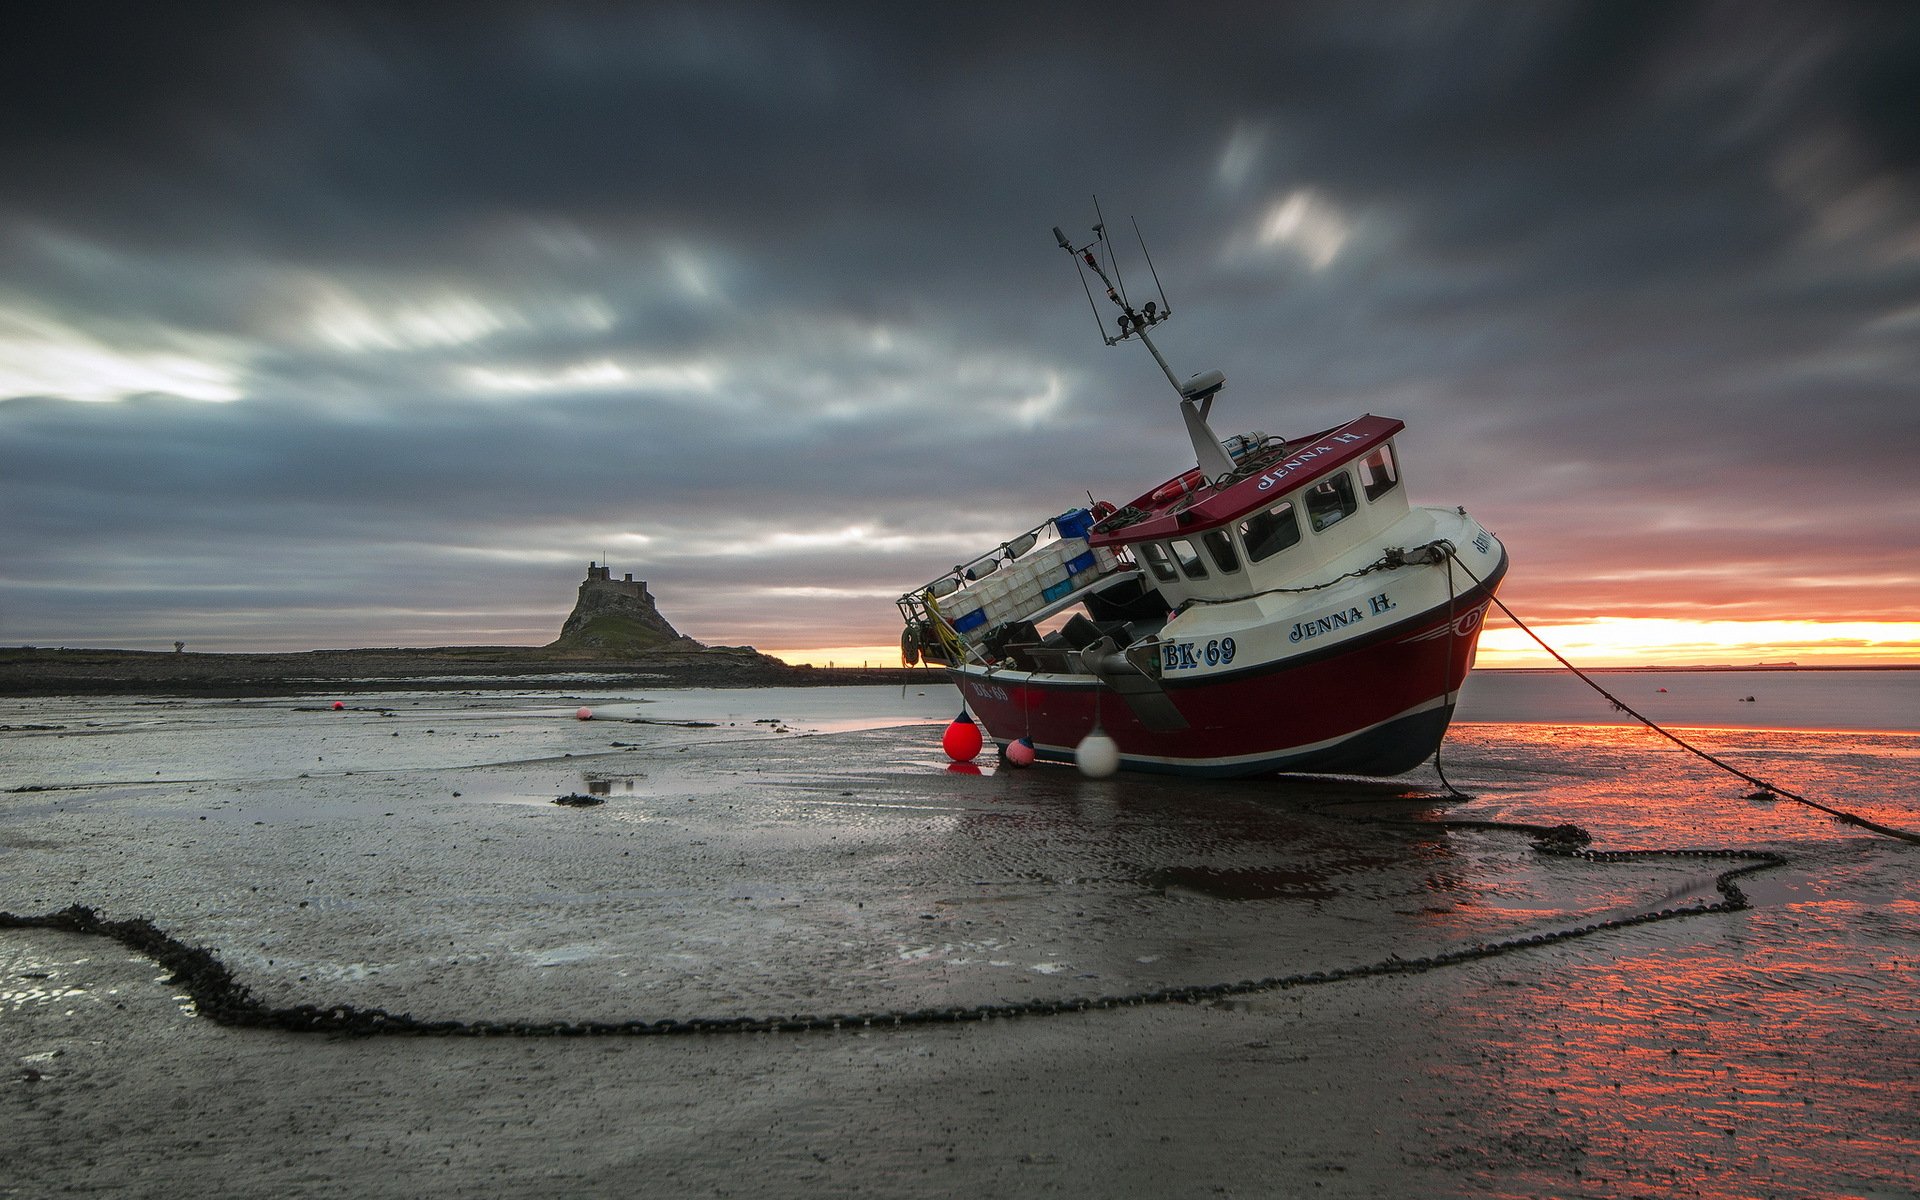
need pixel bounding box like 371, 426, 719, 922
0, 829, 1785, 1038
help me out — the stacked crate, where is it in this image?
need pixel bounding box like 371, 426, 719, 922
938, 510, 1126, 645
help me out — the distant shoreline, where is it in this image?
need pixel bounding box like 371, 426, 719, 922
1, 646, 1912, 698
0, 646, 924, 697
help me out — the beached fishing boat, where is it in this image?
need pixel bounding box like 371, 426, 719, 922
896, 219, 1508, 777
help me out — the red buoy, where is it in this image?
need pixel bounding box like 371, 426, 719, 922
1005, 737, 1036, 767
942, 710, 983, 762
576, 706, 594, 721
331, 701, 345, 711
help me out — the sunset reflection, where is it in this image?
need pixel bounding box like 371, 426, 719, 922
1406, 723, 1920, 1197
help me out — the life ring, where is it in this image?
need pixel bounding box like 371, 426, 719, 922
1090, 500, 1117, 522
1147, 470, 1205, 507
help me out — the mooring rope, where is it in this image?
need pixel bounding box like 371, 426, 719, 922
1430, 552, 1473, 799
1446, 553, 1920, 846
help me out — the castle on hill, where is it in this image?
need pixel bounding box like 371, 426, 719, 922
548, 561, 700, 654
583, 562, 650, 601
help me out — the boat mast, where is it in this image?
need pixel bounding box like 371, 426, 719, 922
1054, 219, 1238, 483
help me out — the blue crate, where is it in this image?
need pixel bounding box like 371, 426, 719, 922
1041, 579, 1074, 603
1063, 551, 1096, 576
951, 608, 988, 633
1055, 508, 1094, 539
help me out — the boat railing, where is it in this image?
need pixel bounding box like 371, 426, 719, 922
897, 507, 1133, 664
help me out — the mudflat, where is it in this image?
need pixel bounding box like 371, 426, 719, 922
3, 689, 1916, 1198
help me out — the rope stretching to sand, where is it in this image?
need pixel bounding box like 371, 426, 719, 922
1445, 552, 1920, 846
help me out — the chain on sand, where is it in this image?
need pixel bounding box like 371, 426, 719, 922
0, 821, 1785, 1038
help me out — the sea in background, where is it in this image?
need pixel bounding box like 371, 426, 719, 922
575, 665, 1920, 736
6, 669, 1913, 792
1457, 667, 1920, 734
593, 666, 1920, 735
585, 666, 1920, 737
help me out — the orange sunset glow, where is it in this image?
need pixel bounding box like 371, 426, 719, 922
767, 618, 1920, 672
1472, 618, 1920, 669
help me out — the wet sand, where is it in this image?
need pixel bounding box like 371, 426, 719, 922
3, 691, 1917, 1198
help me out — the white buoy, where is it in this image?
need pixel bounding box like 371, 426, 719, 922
1075, 727, 1119, 778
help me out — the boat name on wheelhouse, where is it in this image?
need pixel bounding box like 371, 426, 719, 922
1255, 432, 1370, 492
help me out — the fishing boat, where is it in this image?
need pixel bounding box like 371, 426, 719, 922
897, 219, 1509, 777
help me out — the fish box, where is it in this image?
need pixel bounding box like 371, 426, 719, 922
1055, 508, 1094, 539
971, 575, 1012, 619
1013, 580, 1045, 615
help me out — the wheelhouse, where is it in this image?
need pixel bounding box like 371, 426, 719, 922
1096, 414, 1408, 611
898, 414, 1413, 677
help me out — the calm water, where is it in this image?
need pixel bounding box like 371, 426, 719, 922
1458, 667, 1920, 733
605, 667, 1920, 735
608, 667, 1920, 735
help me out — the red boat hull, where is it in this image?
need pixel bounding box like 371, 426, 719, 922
950, 556, 1506, 777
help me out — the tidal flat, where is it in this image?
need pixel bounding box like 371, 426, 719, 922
3, 684, 1917, 1198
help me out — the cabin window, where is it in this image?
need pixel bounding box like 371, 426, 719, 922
1169, 538, 1209, 580
1239, 500, 1301, 563
1361, 445, 1399, 502
1201, 529, 1241, 574
1305, 471, 1358, 532
1140, 542, 1180, 583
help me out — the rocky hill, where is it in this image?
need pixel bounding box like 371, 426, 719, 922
0, 563, 848, 694
545, 563, 703, 655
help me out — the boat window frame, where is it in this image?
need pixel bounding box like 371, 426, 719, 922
1238, 498, 1302, 564
1305, 470, 1359, 533
1201, 528, 1241, 574
1139, 541, 1180, 583
1361, 443, 1400, 503
1168, 537, 1210, 581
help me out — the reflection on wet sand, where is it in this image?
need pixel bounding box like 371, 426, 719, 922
3, 690, 1915, 1198
1380, 723, 1920, 1199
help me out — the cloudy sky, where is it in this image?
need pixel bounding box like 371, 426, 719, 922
3, 2, 1916, 666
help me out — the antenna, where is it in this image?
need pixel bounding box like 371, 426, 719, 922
1093, 195, 1131, 312
1052, 202, 1174, 359
1133, 216, 1172, 317
1052, 203, 1237, 483
1057, 225, 1109, 342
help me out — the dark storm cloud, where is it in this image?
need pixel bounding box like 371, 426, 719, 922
2, 2, 1916, 654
